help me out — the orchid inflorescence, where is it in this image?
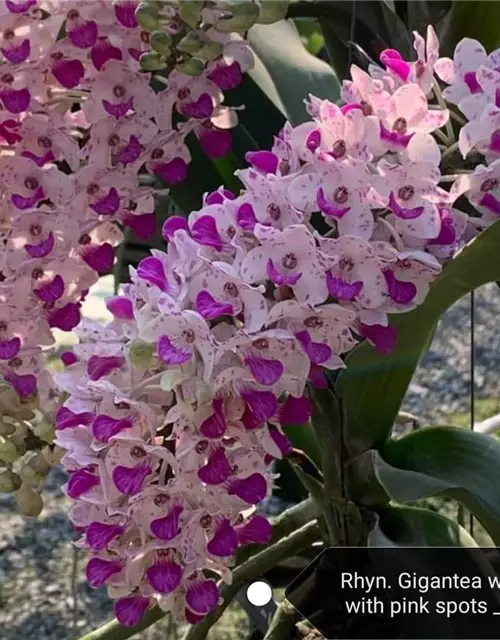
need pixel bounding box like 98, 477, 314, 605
1, 3, 499, 628
0, 0, 257, 511
50, 25, 500, 628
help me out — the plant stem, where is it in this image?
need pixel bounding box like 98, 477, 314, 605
263, 601, 301, 640
433, 79, 455, 144
182, 521, 321, 640
442, 141, 460, 160
450, 110, 467, 126
78, 502, 319, 640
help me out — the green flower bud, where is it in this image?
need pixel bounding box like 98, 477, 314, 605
33, 420, 55, 444
176, 58, 205, 76
27, 452, 51, 476
135, 2, 160, 31
15, 484, 43, 517
139, 51, 166, 71
150, 30, 172, 55
256, 0, 289, 24
128, 339, 155, 370
177, 31, 202, 55
0, 419, 16, 437
0, 436, 18, 464
178, 0, 204, 28
197, 40, 224, 61
215, 1, 259, 33
20, 464, 43, 486
0, 469, 22, 493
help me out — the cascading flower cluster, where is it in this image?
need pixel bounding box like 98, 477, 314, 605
53, 24, 492, 628
0, 0, 259, 512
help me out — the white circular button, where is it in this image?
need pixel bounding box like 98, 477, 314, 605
246, 581, 273, 606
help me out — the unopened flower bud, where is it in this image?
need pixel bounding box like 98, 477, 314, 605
150, 31, 172, 56
0, 468, 22, 493
176, 58, 205, 76
177, 32, 202, 55
256, 0, 289, 24
135, 2, 160, 31
197, 41, 224, 61
128, 339, 155, 369
15, 483, 43, 517
178, 1, 204, 28
215, 1, 259, 32
33, 420, 55, 443
0, 436, 19, 464
20, 464, 43, 486
140, 52, 166, 71
27, 451, 51, 476
0, 419, 16, 437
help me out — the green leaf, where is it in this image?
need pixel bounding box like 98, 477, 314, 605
369, 504, 478, 547
248, 20, 341, 124
375, 426, 500, 545
406, 1, 451, 37
336, 220, 500, 452
318, 0, 412, 77
441, 1, 500, 56
225, 72, 286, 151
284, 421, 322, 469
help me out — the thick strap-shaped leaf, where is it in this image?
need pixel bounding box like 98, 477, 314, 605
336, 220, 500, 453
374, 426, 500, 545
248, 20, 341, 124
369, 504, 477, 547
441, 1, 500, 55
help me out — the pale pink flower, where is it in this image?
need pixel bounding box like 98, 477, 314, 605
288, 159, 375, 239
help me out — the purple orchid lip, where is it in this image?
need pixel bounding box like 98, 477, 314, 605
6, 0, 37, 14
236, 515, 272, 545
209, 61, 242, 90
52, 58, 85, 89
207, 519, 238, 557
388, 192, 424, 219
327, 273, 363, 300
102, 96, 133, 119
267, 259, 302, 286
196, 290, 234, 319
245, 353, 284, 386
200, 397, 226, 438
383, 269, 417, 304
0, 336, 21, 360
245, 151, 279, 175
359, 322, 397, 354
150, 504, 183, 540
157, 335, 192, 365
114, 595, 150, 628
154, 157, 188, 185
479, 192, 500, 215
181, 93, 213, 119
316, 188, 350, 218
147, 559, 183, 594
91, 39, 122, 71
428, 209, 456, 246
380, 49, 411, 82
191, 215, 224, 251
89, 187, 120, 215
237, 203, 257, 231
1, 38, 30, 64
380, 121, 414, 148
306, 129, 321, 152
464, 71, 482, 95
490, 131, 500, 154
0, 87, 30, 114
68, 19, 98, 49
25, 231, 55, 258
